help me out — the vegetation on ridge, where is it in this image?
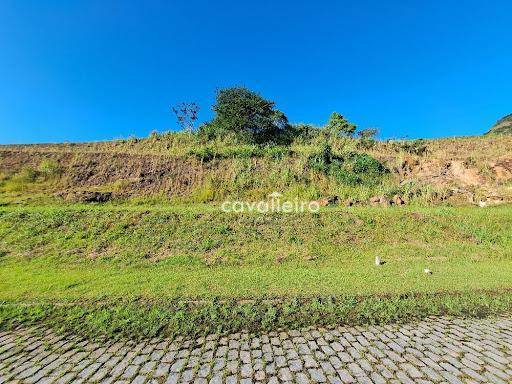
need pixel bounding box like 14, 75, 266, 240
486, 113, 512, 135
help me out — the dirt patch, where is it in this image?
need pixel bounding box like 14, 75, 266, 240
0, 150, 209, 197
490, 158, 512, 183
59, 191, 114, 203
444, 161, 484, 186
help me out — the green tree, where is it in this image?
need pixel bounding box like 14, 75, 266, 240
326, 112, 356, 137
205, 87, 289, 144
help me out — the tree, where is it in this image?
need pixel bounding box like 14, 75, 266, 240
326, 112, 356, 137
172, 102, 200, 133
207, 87, 289, 144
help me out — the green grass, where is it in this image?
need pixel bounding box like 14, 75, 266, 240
1, 203, 511, 338
2, 293, 512, 340
2, 258, 512, 301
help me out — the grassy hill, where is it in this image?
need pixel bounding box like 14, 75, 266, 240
1, 134, 512, 338
1, 134, 512, 207
486, 113, 512, 135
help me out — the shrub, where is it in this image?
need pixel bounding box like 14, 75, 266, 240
331, 167, 362, 186
357, 128, 378, 139
287, 123, 321, 144
307, 145, 388, 187
262, 145, 293, 160
187, 144, 289, 161
187, 146, 216, 162
348, 152, 388, 175
307, 143, 337, 173
1, 167, 39, 192
221, 145, 263, 159
357, 128, 378, 149
325, 112, 356, 137
14, 167, 39, 183
197, 122, 229, 142
391, 139, 428, 156
38, 159, 63, 179
171, 102, 200, 133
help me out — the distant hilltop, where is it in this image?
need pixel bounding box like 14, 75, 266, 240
486, 114, 512, 135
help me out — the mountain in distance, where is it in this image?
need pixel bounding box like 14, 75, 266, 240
486, 113, 512, 135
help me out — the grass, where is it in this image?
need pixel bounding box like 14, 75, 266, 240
2, 258, 512, 300
0, 203, 512, 338
1, 204, 511, 265
3, 132, 512, 207
2, 134, 512, 339
2, 293, 512, 340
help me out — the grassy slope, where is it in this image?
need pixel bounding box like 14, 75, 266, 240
1, 134, 512, 337
0, 204, 511, 300
2, 134, 512, 206
1, 203, 512, 337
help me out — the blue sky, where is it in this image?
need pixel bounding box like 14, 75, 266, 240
0, 0, 511, 144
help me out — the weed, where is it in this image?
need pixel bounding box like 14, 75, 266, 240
38, 159, 63, 179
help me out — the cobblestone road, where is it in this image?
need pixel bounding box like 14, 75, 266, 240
1, 316, 512, 383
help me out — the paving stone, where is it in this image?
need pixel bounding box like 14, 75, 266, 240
131, 375, 147, 384
278, 367, 293, 381
208, 374, 222, 384
1, 315, 512, 384
304, 354, 319, 368
295, 372, 311, 384
240, 363, 253, 378
170, 359, 186, 373
154, 362, 171, 377
122, 365, 139, 379
309, 367, 327, 382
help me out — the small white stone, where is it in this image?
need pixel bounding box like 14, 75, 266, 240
375, 256, 382, 266
424, 268, 432, 274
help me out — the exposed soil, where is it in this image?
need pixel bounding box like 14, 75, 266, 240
1, 138, 511, 204
0, 150, 209, 196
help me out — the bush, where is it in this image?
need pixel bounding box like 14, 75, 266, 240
187, 146, 216, 162
357, 128, 378, 149
391, 139, 428, 156
262, 145, 293, 160
14, 167, 39, 183
325, 112, 356, 137
197, 122, 230, 143
357, 128, 378, 139
38, 159, 63, 179
307, 144, 388, 186
307, 143, 337, 173
1, 167, 39, 192
330, 167, 362, 186
348, 152, 388, 175
287, 123, 321, 144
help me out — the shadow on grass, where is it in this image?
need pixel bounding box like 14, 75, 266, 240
1, 290, 512, 340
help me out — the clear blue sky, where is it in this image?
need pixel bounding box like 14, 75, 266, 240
1, 0, 511, 144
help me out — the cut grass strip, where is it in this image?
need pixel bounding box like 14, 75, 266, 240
2, 259, 512, 300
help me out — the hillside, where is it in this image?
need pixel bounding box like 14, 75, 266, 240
486, 113, 512, 135
1, 134, 512, 338
1, 134, 512, 206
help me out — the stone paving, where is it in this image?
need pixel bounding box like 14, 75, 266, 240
1, 316, 512, 384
